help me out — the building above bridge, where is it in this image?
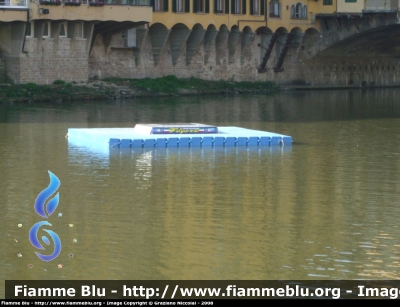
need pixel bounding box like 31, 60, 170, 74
29, 0, 152, 22
0, 0, 28, 22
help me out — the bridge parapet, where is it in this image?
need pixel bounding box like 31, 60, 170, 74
364, 0, 398, 12
0, 0, 28, 7
337, 0, 398, 13
30, 0, 152, 22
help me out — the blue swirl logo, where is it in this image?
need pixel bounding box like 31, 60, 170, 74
28, 171, 62, 262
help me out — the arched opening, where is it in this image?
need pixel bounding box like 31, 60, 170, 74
295, 3, 302, 19
228, 25, 241, 63
192, 23, 204, 31
303, 5, 307, 18
171, 23, 189, 30
302, 28, 320, 49
207, 24, 216, 31
149, 23, 169, 31
59, 23, 66, 37
290, 5, 295, 18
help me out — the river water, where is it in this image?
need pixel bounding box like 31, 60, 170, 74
1, 89, 400, 296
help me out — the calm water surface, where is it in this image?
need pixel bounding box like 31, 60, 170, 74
1, 89, 400, 295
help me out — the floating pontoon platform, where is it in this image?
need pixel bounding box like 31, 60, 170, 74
68, 123, 292, 149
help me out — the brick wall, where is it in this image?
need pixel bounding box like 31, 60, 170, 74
1, 22, 89, 85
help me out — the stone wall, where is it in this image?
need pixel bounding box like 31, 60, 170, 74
16, 36, 88, 84
0, 53, 7, 83
89, 30, 273, 82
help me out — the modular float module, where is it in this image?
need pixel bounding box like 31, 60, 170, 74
67, 123, 293, 149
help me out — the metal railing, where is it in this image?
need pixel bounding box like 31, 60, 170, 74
104, 0, 150, 4
62, 0, 150, 5
36, 0, 151, 5
0, 0, 28, 7
364, 0, 398, 11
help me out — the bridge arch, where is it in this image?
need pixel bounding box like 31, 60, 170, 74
192, 23, 204, 31
170, 23, 191, 66
241, 26, 254, 64
149, 22, 168, 31
203, 24, 218, 64
228, 25, 241, 64
171, 23, 190, 30
149, 23, 170, 66
215, 24, 230, 65
186, 23, 206, 65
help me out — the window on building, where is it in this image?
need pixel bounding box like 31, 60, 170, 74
323, 0, 332, 5
234, 0, 241, 13
25, 22, 33, 37
345, 0, 357, 2
215, 0, 224, 13
269, 0, 280, 17
173, 0, 189, 12
75, 22, 84, 38
122, 28, 137, 47
173, 0, 184, 13
154, 0, 162, 10
290, 3, 307, 19
59, 22, 67, 38
43, 22, 50, 38
177, 0, 183, 11
295, 3, 301, 18
231, 0, 245, 14
252, 0, 259, 15
194, 0, 209, 12
199, 0, 205, 11
153, 0, 168, 11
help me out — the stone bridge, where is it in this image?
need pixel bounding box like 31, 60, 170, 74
1, 1, 399, 86
90, 11, 400, 87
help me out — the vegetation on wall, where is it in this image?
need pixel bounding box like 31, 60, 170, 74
0, 76, 277, 103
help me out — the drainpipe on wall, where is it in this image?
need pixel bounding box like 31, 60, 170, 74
21, 7, 30, 53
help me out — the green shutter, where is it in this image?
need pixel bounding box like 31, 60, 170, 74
242, 0, 246, 14
250, 0, 253, 15
163, 0, 168, 11
225, 0, 229, 13
205, 0, 209, 12
214, 0, 217, 12
231, 0, 234, 13
185, 0, 190, 11
260, 0, 264, 15
194, 0, 198, 12
150, 0, 154, 11
173, 0, 176, 11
